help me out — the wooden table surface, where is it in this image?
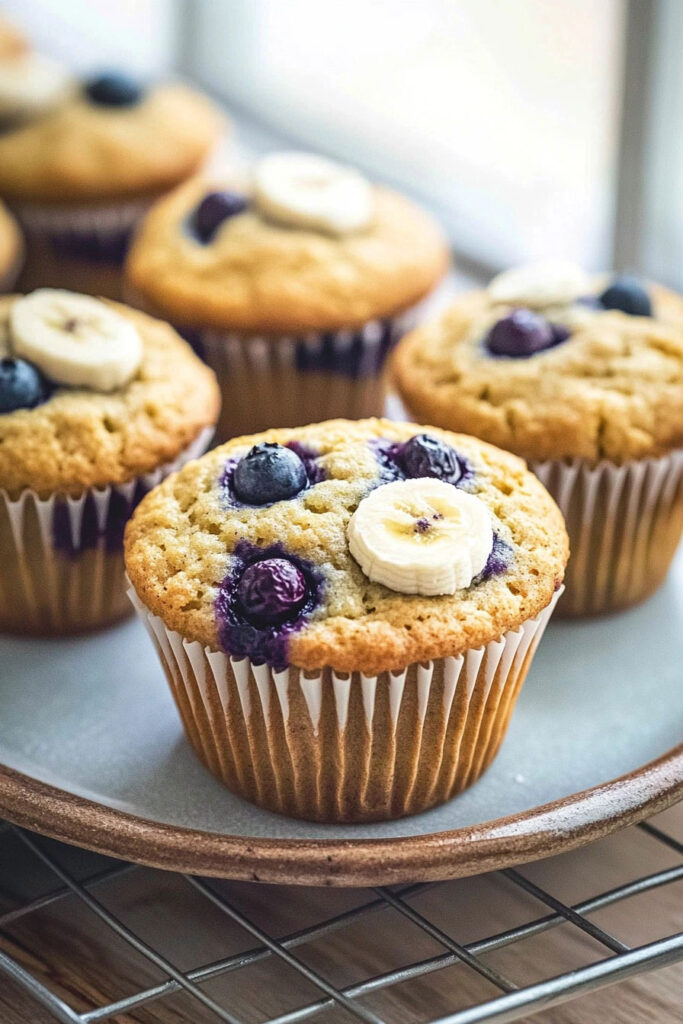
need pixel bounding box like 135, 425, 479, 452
0, 801, 680, 1024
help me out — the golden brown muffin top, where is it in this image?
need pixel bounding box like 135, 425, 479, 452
393, 278, 683, 464
125, 176, 449, 333
125, 418, 568, 675
0, 296, 220, 496
0, 83, 223, 203
0, 201, 22, 280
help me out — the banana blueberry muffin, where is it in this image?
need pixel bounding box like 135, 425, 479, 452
0, 200, 22, 290
125, 418, 567, 822
0, 289, 219, 634
125, 152, 449, 439
0, 66, 222, 298
393, 262, 683, 615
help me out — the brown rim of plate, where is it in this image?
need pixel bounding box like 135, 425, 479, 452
0, 744, 680, 886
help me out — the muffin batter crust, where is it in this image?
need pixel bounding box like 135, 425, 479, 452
125, 418, 567, 674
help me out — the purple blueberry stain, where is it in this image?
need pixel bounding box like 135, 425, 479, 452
294, 320, 396, 379
51, 479, 150, 558
370, 435, 473, 488
550, 322, 570, 346
284, 441, 326, 485
413, 512, 443, 535
216, 540, 324, 670
474, 533, 514, 583
48, 227, 134, 265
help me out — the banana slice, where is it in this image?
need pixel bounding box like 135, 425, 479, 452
488, 261, 590, 309
347, 479, 493, 596
0, 52, 76, 121
10, 290, 142, 392
253, 151, 374, 235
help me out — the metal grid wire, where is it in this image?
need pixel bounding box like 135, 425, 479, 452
0, 817, 680, 1023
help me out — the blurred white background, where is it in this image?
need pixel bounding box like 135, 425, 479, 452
4, 0, 682, 287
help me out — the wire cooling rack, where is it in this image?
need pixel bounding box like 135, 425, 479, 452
0, 813, 681, 1024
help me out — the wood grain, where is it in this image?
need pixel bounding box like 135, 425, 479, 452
0, 805, 680, 1023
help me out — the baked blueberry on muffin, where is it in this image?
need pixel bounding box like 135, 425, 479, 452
125, 152, 449, 439
0, 65, 222, 298
0, 289, 219, 635
393, 263, 683, 616
125, 418, 567, 823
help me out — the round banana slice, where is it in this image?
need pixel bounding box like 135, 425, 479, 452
0, 52, 76, 122
253, 151, 374, 236
488, 261, 590, 309
347, 478, 493, 596
10, 290, 142, 392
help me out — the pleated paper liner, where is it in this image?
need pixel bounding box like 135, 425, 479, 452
129, 587, 561, 823
120, 298, 423, 442
0, 426, 213, 636
533, 451, 683, 616
12, 196, 157, 300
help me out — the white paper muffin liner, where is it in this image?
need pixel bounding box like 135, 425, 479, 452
181, 303, 424, 440
533, 451, 683, 616
128, 586, 561, 822
12, 197, 154, 261
12, 196, 160, 299
0, 426, 212, 635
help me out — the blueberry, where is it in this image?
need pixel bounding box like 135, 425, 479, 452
84, 72, 143, 107
599, 275, 652, 317
550, 322, 570, 346
191, 191, 248, 243
0, 358, 50, 413
237, 558, 307, 626
486, 309, 555, 357
232, 443, 308, 505
397, 433, 464, 484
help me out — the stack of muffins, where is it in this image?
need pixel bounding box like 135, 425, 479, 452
2, 12, 681, 827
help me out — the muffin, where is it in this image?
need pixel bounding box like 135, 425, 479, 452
125, 152, 449, 440
0, 289, 219, 635
125, 418, 567, 823
0, 201, 23, 291
393, 263, 683, 616
0, 65, 222, 299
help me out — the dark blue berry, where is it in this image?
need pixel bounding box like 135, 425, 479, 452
237, 558, 307, 626
192, 191, 248, 243
599, 275, 652, 317
232, 443, 307, 505
0, 358, 50, 413
397, 434, 464, 484
84, 72, 143, 107
550, 322, 570, 346
486, 309, 555, 357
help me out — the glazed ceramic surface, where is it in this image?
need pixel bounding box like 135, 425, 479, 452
0, 549, 680, 884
